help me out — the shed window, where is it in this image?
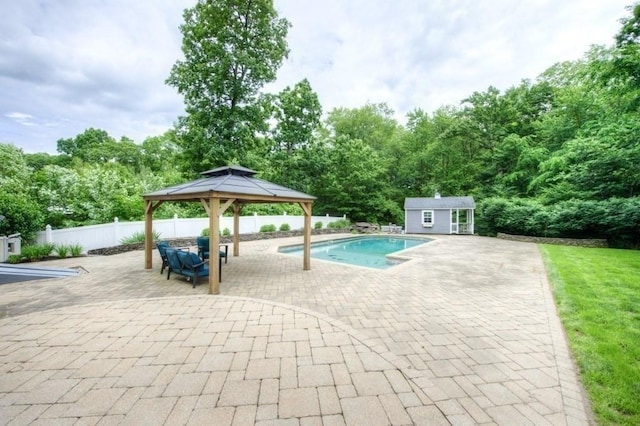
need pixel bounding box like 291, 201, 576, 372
422, 210, 434, 227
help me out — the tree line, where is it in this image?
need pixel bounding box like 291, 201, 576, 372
1, 0, 638, 247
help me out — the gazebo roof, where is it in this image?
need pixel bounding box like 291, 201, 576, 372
143, 166, 316, 203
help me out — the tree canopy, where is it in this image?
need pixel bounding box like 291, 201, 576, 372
166, 0, 290, 173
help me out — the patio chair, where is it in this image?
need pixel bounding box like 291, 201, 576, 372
196, 236, 228, 263
156, 241, 189, 275
166, 248, 220, 288
165, 248, 183, 281
178, 250, 212, 288
156, 241, 170, 274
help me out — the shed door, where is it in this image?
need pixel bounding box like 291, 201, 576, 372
451, 209, 459, 234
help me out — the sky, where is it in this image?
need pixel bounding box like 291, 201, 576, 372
0, 0, 632, 154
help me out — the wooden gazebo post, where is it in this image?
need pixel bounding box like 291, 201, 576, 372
208, 197, 221, 295
300, 202, 312, 270
233, 202, 243, 257
144, 200, 162, 269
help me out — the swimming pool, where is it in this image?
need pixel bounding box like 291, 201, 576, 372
278, 236, 431, 269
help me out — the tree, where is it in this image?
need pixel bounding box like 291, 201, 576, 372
271, 79, 322, 155
57, 128, 114, 161
31, 165, 81, 228
609, 3, 640, 111
325, 103, 400, 152
167, 0, 290, 173
141, 130, 181, 173
0, 192, 43, 243
0, 143, 31, 194
24, 152, 65, 171
267, 79, 322, 189
311, 136, 401, 223
615, 2, 640, 48
56, 128, 142, 170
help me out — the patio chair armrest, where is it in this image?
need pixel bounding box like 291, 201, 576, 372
192, 260, 207, 269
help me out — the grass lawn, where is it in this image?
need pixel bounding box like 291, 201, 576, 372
540, 245, 640, 425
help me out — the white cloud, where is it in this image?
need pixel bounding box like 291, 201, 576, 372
6, 112, 36, 126
0, 0, 630, 153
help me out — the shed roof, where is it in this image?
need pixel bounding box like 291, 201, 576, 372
404, 196, 475, 209
143, 166, 316, 203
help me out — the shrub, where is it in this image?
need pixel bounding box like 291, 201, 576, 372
0, 192, 44, 243
478, 197, 640, 247
7, 254, 21, 264
476, 197, 509, 236
69, 243, 83, 257
260, 224, 276, 233
20, 244, 54, 262
279, 223, 290, 232
202, 227, 231, 237
120, 230, 161, 244
19, 245, 38, 262
314, 221, 323, 230
327, 219, 350, 229
40, 243, 56, 257
54, 244, 70, 258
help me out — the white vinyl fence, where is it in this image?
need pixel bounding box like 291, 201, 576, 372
36, 214, 345, 253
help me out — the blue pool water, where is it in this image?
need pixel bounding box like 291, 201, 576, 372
278, 236, 431, 269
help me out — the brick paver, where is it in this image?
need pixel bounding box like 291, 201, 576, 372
0, 235, 592, 424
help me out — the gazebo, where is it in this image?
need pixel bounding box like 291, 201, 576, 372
142, 166, 316, 295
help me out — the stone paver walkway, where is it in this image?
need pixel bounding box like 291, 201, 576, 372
0, 235, 592, 425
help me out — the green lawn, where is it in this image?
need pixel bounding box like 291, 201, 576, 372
540, 245, 640, 425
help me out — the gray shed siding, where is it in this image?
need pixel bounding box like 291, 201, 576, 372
405, 209, 451, 234
404, 196, 475, 235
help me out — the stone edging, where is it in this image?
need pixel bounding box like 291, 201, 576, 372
88, 228, 351, 256
497, 233, 608, 248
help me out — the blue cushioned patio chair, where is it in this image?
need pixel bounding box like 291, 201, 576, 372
165, 248, 183, 281
157, 241, 189, 275
166, 248, 220, 288
156, 241, 170, 274
178, 250, 210, 288
197, 236, 228, 263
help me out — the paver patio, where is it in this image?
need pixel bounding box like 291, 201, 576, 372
0, 235, 592, 425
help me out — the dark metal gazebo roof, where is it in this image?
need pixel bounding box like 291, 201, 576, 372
143, 165, 316, 203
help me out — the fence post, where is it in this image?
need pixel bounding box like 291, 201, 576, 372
113, 217, 120, 246
45, 224, 53, 244
173, 213, 178, 238
254, 212, 259, 233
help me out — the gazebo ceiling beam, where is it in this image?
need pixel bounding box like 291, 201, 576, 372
219, 198, 235, 215
200, 198, 210, 215
200, 197, 236, 217
145, 200, 164, 215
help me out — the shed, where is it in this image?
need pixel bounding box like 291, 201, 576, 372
143, 166, 316, 294
404, 193, 475, 235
